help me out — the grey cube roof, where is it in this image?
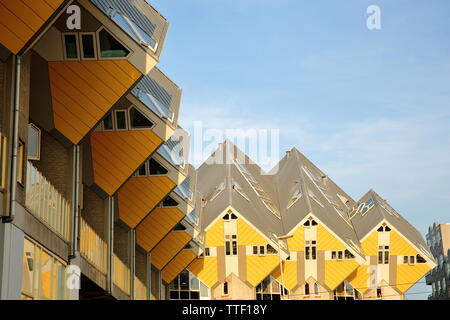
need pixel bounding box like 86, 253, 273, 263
196, 140, 429, 258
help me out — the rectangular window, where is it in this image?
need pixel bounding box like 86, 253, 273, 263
63, 33, 79, 60
17, 140, 24, 185
404, 256, 409, 264
80, 33, 96, 60
259, 246, 265, 255
305, 246, 310, 260
232, 241, 238, 255
312, 246, 317, 260
225, 241, 231, 256
223, 282, 228, 296
378, 246, 389, 264
409, 256, 415, 265
253, 246, 258, 255
337, 251, 343, 260
331, 251, 336, 259
103, 113, 114, 131
115, 110, 128, 130
204, 248, 210, 257
27, 124, 41, 161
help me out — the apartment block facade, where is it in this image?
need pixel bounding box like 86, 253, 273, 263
0, 0, 202, 300
172, 141, 436, 300
425, 223, 450, 300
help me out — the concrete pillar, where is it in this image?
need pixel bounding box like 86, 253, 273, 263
0, 222, 24, 300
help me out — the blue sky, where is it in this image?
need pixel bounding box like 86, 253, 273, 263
150, 0, 450, 299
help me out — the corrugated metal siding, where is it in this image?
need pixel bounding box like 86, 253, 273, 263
92, 0, 157, 36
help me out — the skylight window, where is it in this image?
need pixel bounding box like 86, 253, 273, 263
133, 87, 174, 122
209, 181, 226, 202
308, 189, 324, 208
109, 10, 157, 50
232, 181, 250, 201
233, 160, 281, 218
287, 188, 302, 209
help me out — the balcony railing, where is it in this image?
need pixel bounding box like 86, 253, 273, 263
25, 162, 72, 241
79, 217, 107, 274
134, 276, 147, 300
113, 255, 130, 295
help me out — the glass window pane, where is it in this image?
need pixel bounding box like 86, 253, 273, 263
149, 159, 168, 175
81, 34, 95, 59
103, 113, 113, 130
130, 107, 153, 129
190, 277, 199, 291
190, 291, 200, 300
21, 239, 35, 298
99, 29, 130, 58
64, 34, 78, 59
179, 291, 189, 300
137, 163, 147, 176
179, 271, 189, 291
169, 291, 179, 300
115, 111, 127, 130
27, 125, 40, 160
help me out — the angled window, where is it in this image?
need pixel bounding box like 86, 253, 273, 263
149, 158, 168, 175
129, 107, 153, 129
287, 188, 302, 209
311, 220, 318, 226
304, 220, 310, 227
233, 159, 280, 218
174, 223, 186, 231
232, 181, 250, 201
209, 181, 226, 202
103, 113, 114, 131
267, 244, 277, 255
63, 33, 79, 60
308, 189, 324, 207
98, 29, 130, 58
162, 196, 178, 208
80, 33, 96, 60
27, 124, 41, 161
137, 163, 147, 177
416, 254, 426, 264
256, 276, 287, 300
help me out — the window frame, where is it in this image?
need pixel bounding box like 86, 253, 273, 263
27, 124, 41, 161
62, 32, 80, 61
17, 140, 25, 186
114, 109, 129, 131
96, 27, 132, 61
79, 32, 98, 61
128, 106, 155, 131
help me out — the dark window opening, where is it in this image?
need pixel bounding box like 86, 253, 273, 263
149, 158, 168, 175
377, 226, 384, 232
115, 111, 127, 130
311, 220, 318, 226
174, 223, 186, 231
385, 226, 391, 231
305, 284, 310, 295
304, 220, 310, 227
64, 34, 78, 59
267, 244, 277, 254
137, 163, 147, 176
130, 107, 153, 129
416, 254, 426, 263
99, 29, 130, 58
103, 113, 113, 130
163, 196, 178, 207
230, 213, 238, 220
223, 282, 228, 295
81, 34, 95, 59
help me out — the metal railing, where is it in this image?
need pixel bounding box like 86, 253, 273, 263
79, 217, 108, 274
25, 161, 72, 241
134, 276, 147, 300
113, 255, 130, 295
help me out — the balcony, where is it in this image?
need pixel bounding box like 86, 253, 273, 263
79, 217, 108, 274
25, 161, 72, 241
113, 255, 130, 296
134, 276, 147, 300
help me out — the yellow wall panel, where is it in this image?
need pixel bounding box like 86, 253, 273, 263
390, 231, 419, 256
151, 232, 192, 270
317, 225, 346, 251
119, 176, 176, 228
361, 230, 378, 257
246, 255, 279, 287
287, 226, 304, 252
188, 257, 218, 288
396, 264, 430, 293
91, 130, 162, 195
162, 250, 197, 283
347, 265, 370, 293
205, 219, 224, 247
324, 260, 359, 290
137, 208, 185, 252
49, 60, 141, 144
0, 0, 64, 54
237, 219, 267, 246
271, 261, 297, 291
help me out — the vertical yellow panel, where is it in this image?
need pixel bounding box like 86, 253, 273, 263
205, 219, 224, 247
287, 226, 304, 251
361, 231, 378, 256
317, 225, 346, 251
271, 261, 297, 291
324, 260, 359, 290
187, 257, 218, 288
246, 255, 279, 287
390, 231, 419, 256
237, 219, 267, 246
396, 264, 430, 293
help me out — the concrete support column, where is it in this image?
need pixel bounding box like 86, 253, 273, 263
130, 229, 136, 300
0, 222, 24, 300
106, 196, 114, 294
146, 252, 151, 300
